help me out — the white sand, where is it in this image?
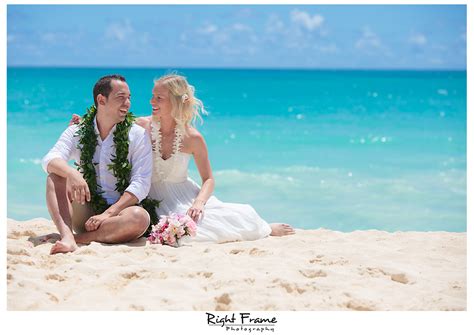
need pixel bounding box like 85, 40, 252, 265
6, 218, 466, 311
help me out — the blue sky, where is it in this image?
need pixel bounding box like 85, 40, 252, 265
7, 5, 466, 69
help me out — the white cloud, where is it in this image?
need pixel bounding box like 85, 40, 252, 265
354, 26, 393, 58
265, 14, 285, 33
214, 32, 229, 44
106, 19, 134, 42
355, 26, 381, 49
41, 33, 58, 43
315, 44, 339, 53
291, 9, 324, 31
187, 21, 260, 57
263, 12, 329, 51
232, 23, 252, 32
409, 33, 427, 46
197, 23, 218, 35
221, 44, 257, 56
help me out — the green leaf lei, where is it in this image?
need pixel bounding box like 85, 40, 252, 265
76, 105, 160, 236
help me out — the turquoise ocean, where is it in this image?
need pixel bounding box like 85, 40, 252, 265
7, 68, 466, 232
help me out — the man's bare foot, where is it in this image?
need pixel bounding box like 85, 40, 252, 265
270, 223, 295, 236
50, 238, 78, 254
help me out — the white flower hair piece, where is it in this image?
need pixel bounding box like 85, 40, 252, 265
181, 93, 189, 103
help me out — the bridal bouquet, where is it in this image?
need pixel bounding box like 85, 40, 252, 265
147, 213, 197, 247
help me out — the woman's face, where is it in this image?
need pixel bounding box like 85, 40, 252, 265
150, 83, 172, 117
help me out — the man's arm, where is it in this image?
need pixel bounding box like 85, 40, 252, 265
124, 127, 153, 203
42, 125, 90, 204
104, 191, 138, 216
47, 159, 91, 204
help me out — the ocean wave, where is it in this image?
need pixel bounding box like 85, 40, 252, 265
213, 169, 301, 189
19, 158, 42, 165
208, 166, 466, 197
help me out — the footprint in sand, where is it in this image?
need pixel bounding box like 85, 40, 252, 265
249, 248, 269, 256
451, 281, 462, 289
361, 267, 387, 277
390, 273, 409, 284
46, 292, 60, 303
360, 267, 412, 285
309, 255, 327, 264
7, 246, 31, 256
8, 229, 38, 239
272, 279, 306, 294
263, 303, 277, 310
121, 272, 142, 280
9, 258, 35, 266
345, 299, 375, 311
76, 248, 98, 256
152, 272, 168, 280
299, 269, 327, 278
215, 293, 232, 311
309, 255, 348, 266
129, 304, 145, 311
195, 271, 213, 278
45, 273, 67, 282
229, 249, 244, 255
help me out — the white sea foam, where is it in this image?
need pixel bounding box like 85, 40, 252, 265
19, 158, 42, 165
206, 166, 466, 231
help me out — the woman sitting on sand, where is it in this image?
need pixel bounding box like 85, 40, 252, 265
135, 74, 294, 243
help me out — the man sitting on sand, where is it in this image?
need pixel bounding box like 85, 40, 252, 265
42, 74, 153, 254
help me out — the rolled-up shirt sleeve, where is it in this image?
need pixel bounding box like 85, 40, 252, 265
41, 125, 79, 173
125, 127, 153, 203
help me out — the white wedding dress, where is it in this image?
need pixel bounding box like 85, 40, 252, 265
147, 121, 272, 243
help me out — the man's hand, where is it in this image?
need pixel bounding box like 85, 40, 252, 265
84, 212, 111, 232
67, 169, 91, 205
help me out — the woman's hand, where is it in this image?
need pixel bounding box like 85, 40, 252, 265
84, 212, 112, 232
187, 199, 205, 223
69, 114, 82, 126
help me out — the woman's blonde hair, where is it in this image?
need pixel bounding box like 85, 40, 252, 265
154, 74, 207, 126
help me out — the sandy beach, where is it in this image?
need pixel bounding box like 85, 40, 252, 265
6, 218, 466, 311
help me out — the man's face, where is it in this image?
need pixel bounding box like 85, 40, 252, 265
100, 80, 131, 124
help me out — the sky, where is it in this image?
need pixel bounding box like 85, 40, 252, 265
7, 5, 466, 69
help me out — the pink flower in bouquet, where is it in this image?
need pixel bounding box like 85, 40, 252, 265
165, 232, 176, 246
184, 217, 197, 236
147, 212, 197, 247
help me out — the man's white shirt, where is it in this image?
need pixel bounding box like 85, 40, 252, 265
42, 117, 152, 205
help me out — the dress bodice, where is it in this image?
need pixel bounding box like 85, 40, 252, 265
152, 152, 191, 183
151, 120, 191, 184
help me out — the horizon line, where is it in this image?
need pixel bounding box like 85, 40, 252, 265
7, 65, 467, 72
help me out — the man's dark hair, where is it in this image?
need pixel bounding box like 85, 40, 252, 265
93, 74, 126, 107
